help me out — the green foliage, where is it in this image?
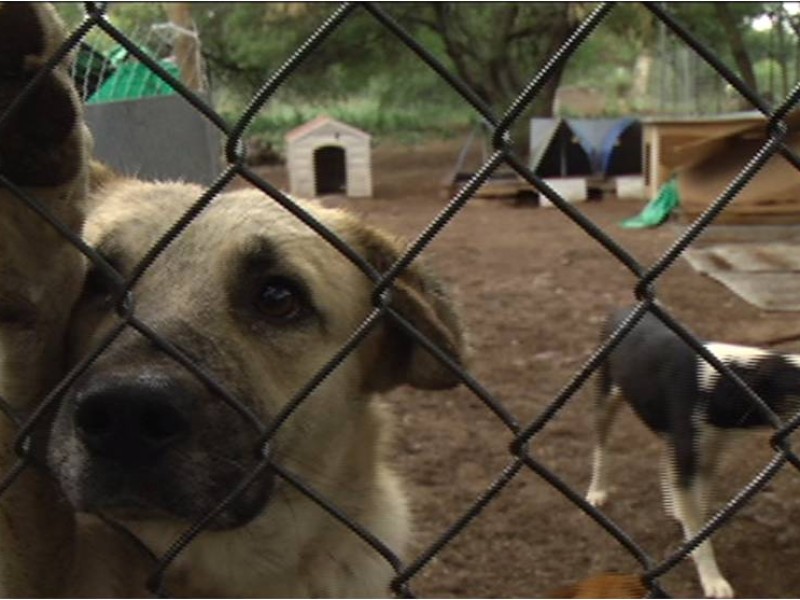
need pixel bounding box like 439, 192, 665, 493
384, 3, 582, 114
55, 3, 168, 53
192, 3, 585, 115
561, 11, 642, 89
234, 96, 472, 149
53, 2, 798, 142
196, 5, 408, 99
196, 3, 479, 144
668, 2, 766, 47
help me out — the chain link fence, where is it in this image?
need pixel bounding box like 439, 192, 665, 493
1, 2, 800, 597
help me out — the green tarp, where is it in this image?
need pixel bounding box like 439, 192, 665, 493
87, 46, 179, 104
621, 178, 680, 228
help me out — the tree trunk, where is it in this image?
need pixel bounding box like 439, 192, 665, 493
427, 4, 577, 118
632, 53, 653, 100
714, 2, 758, 93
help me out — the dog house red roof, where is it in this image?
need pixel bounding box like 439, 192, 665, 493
286, 115, 370, 142
285, 116, 373, 198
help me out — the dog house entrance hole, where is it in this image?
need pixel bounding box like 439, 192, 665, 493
314, 146, 346, 195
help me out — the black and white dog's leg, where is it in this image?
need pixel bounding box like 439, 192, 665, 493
660, 449, 680, 520
586, 383, 624, 507
665, 427, 733, 598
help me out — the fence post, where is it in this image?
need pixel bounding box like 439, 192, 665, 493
163, 2, 204, 92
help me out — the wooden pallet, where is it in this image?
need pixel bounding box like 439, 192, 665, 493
681, 199, 800, 225
441, 171, 531, 200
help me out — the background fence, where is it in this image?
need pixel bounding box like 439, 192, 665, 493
2, 2, 800, 597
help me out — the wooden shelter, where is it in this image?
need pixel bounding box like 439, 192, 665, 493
285, 116, 372, 198
642, 111, 800, 224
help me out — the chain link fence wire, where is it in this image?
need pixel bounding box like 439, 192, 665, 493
2, 1, 800, 597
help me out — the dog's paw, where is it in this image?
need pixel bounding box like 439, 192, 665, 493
0, 3, 86, 187
586, 488, 608, 507
701, 575, 734, 599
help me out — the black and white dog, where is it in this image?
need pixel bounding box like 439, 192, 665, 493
586, 307, 800, 598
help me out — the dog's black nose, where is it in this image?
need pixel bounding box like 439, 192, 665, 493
74, 380, 190, 466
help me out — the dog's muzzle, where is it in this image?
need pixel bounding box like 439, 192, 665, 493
49, 371, 274, 528
74, 378, 190, 467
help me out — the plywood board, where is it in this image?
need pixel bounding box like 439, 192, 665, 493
684, 242, 800, 311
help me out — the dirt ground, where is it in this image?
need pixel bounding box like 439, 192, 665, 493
256, 139, 800, 598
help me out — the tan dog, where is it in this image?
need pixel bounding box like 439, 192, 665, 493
0, 4, 464, 597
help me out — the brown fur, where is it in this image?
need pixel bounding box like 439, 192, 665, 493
0, 4, 464, 597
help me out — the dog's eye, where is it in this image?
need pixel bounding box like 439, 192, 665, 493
256, 278, 304, 322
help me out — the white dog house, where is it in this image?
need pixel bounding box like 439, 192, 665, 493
285, 116, 373, 198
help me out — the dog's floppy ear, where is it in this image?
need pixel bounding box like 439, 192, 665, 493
350, 223, 465, 392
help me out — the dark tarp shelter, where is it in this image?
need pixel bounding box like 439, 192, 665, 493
529, 117, 642, 177
529, 118, 591, 177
